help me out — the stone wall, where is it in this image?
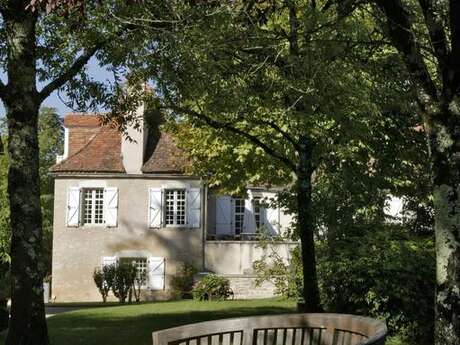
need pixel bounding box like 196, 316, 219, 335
204, 241, 298, 299
227, 275, 277, 299
51, 176, 204, 302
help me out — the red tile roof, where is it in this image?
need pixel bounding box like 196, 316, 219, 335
51, 114, 190, 174
142, 133, 190, 173
51, 126, 125, 173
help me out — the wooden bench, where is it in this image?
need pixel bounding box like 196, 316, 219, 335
152, 313, 387, 345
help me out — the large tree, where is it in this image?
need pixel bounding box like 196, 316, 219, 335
121, 0, 408, 311
360, 1, 460, 344
0, 107, 62, 271
0, 1, 147, 344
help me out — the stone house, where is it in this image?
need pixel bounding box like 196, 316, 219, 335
50, 106, 296, 302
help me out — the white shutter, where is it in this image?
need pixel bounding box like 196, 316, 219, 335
66, 187, 81, 227
102, 256, 117, 267
187, 188, 201, 228
104, 187, 118, 227
243, 198, 256, 233
149, 188, 163, 228
264, 205, 280, 235
216, 196, 232, 235
148, 257, 165, 290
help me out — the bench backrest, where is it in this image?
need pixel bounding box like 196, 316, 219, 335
152, 314, 387, 345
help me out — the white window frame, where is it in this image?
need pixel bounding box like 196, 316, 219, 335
233, 197, 245, 235
253, 197, 263, 230
82, 188, 105, 226
164, 189, 187, 227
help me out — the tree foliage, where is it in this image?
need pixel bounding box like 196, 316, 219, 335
254, 224, 434, 345
0, 1, 155, 342
117, 0, 435, 340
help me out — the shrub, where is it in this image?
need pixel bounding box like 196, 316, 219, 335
132, 269, 146, 303
93, 265, 114, 303
171, 264, 197, 299
192, 274, 232, 301
93, 263, 138, 303
111, 263, 137, 303
317, 226, 434, 345
253, 225, 435, 345
253, 239, 302, 299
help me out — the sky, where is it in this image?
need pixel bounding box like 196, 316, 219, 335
0, 58, 115, 118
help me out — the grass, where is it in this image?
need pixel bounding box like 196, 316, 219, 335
1, 299, 296, 345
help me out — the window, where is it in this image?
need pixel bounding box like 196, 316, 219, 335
165, 189, 186, 226
67, 186, 118, 228
253, 198, 262, 229
83, 188, 104, 225
120, 258, 148, 285
233, 198, 245, 235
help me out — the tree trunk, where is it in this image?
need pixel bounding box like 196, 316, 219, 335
427, 114, 460, 345
296, 136, 322, 312
3, 5, 49, 345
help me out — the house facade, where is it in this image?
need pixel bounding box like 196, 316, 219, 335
51, 107, 296, 302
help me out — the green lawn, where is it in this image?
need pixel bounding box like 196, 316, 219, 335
1, 299, 296, 345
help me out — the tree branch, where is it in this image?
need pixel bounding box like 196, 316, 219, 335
286, 0, 299, 54
165, 105, 298, 171
376, 0, 439, 102
418, 0, 449, 91
246, 117, 302, 152
38, 43, 102, 102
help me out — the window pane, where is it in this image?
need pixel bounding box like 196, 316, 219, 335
234, 198, 245, 235
253, 198, 261, 229
165, 189, 186, 226
120, 258, 147, 283
165, 190, 175, 225
176, 190, 186, 225
83, 188, 104, 225
83, 189, 93, 225
133, 258, 147, 281
94, 189, 104, 224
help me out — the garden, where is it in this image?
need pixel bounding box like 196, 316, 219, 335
0, 299, 295, 345
0, 2, 459, 345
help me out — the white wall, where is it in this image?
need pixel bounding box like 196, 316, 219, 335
204, 241, 298, 275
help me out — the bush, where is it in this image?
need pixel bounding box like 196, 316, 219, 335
192, 274, 232, 301
93, 263, 138, 303
253, 225, 435, 345
171, 264, 197, 299
253, 238, 302, 299
93, 265, 113, 303
317, 226, 434, 345
111, 263, 137, 303
132, 269, 146, 303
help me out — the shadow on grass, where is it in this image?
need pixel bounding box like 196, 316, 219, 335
48, 303, 295, 345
